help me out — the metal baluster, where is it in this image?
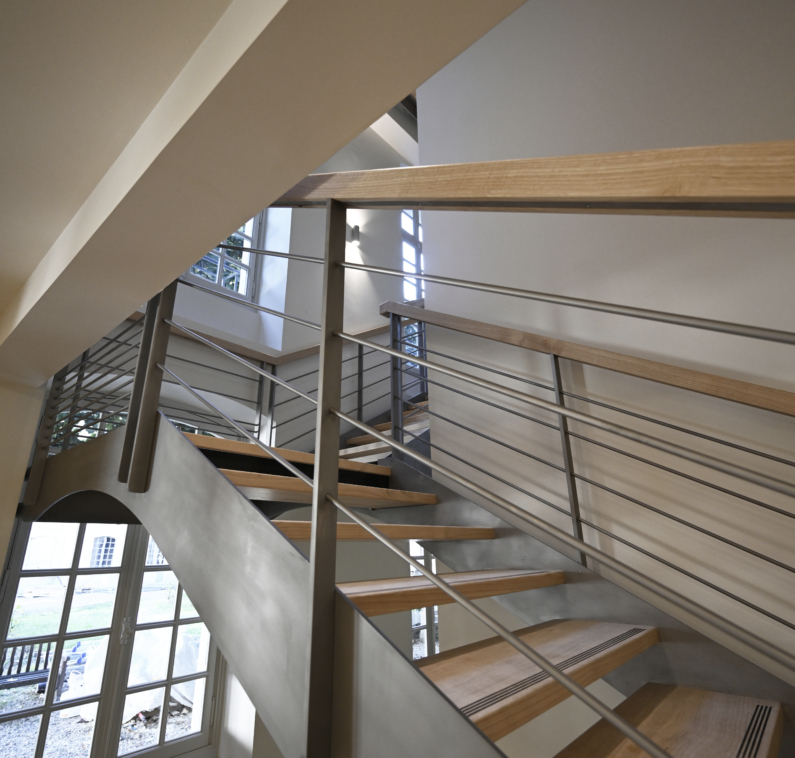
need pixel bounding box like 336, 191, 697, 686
23, 365, 70, 508
127, 280, 178, 493
62, 349, 90, 451
304, 199, 346, 758
118, 296, 160, 482
390, 313, 404, 452
357, 344, 364, 420
550, 354, 586, 566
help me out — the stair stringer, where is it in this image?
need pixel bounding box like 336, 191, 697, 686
29, 419, 510, 758
30, 419, 311, 758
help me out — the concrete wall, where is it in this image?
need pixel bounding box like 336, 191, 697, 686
417, 0, 795, 677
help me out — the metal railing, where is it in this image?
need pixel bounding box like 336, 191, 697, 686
32, 180, 795, 757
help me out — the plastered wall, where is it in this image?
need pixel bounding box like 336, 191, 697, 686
417, 0, 795, 678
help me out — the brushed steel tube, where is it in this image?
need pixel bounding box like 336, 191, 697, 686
329, 494, 676, 758
340, 334, 795, 500
216, 243, 323, 264
44, 377, 135, 432
179, 279, 321, 330
349, 265, 795, 345
165, 319, 317, 403
48, 393, 132, 447
159, 365, 313, 487
329, 408, 795, 674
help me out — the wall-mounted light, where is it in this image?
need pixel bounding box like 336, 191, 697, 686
349, 224, 360, 247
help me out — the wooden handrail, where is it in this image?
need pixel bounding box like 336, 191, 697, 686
380, 301, 795, 417
277, 141, 795, 217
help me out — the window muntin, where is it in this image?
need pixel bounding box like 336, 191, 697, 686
187, 215, 260, 299
0, 524, 216, 758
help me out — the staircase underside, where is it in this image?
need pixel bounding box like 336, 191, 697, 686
23, 416, 506, 758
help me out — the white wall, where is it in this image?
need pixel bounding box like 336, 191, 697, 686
417, 0, 795, 679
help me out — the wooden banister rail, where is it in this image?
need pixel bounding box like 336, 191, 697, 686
380, 301, 795, 418
277, 141, 795, 218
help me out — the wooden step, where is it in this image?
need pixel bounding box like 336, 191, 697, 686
554, 683, 783, 758
339, 569, 565, 616
368, 405, 430, 433
417, 619, 659, 742
347, 420, 429, 447
273, 521, 497, 542
339, 441, 392, 460
221, 469, 437, 509
184, 432, 390, 476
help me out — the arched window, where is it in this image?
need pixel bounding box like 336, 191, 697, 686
90, 536, 115, 567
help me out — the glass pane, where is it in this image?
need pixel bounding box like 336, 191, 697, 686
128, 628, 172, 687
78, 525, 127, 569
403, 281, 417, 302
0, 641, 54, 714
8, 576, 69, 639
137, 571, 178, 624
66, 574, 119, 633
165, 678, 205, 742
401, 212, 414, 234
402, 241, 416, 261
179, 590, 198, 620
224, 246, 251, 265
22, 524, 79, 571
42, 703, 98, 758
412, 627, 427, 660
118, 687, 165, 756
53, 636, 109, 703
172, 624, 210, 679
0, 714, 42, 758
145, 537, 167, 567
222, 261, 248, 294
190, 253, 219, 283
411, 607, 426, 629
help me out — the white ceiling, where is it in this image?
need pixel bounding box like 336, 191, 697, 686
0, 0, 233, 307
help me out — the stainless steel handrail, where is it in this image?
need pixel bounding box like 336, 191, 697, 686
344, 262, 795, 345
159, 364, 314, 487
328, 493, 675, 758
216, 243, 324, 264
328, 408, 795, 674
166, 319, 317, 404
341, 333, 795, 500
179, 279, 322, 331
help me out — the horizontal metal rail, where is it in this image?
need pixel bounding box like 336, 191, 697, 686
161, 378, 257, 407
159, 365, 313, 487
397, 338, 555, 393
355, 264, 795, 345
48, 394, 132, 447
45, 377, 136, 430
166, 319, 316, 404
328, 409, 795, 674
328, 493, 675, 758
402, 398, 564, 473
216, 243, 324, 265
342, 334, 795, 500
577, 517, 795, 631
60, 321, 144, 390
569, 431, 795, 522
179, 279, 321, 331
52, 357, 137, 412
563, 391, 795, 470
401, 426, 569, 517
165, 353, 260, 383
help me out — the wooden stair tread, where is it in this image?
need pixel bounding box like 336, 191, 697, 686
554, 683, 783, 758
184, 432, 390, 476
273, 521, 496, 542
370, 408, 430, 432
347, 420, 429, 447
221, 469, 437, 509
417, 619, 659, 742
339, 569, 565, 616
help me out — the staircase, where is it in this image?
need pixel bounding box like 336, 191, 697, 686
19, 142, 795, 757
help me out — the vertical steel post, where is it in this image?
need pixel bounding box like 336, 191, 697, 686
127, 280, 178, 493
550, 354, 587, 566
304, 199, 346, 758
264, 364, 277, 447
255, 360, 267, 439
62, 349, 90, 452
118, 295, 161, 482
390, 313, 403, 448
22, 366, 70, 508
356, 344, 364, 420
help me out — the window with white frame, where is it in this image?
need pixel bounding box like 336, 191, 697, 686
0, 522, 217, 758
409, 540, 438, 660
401, 209, 424, 302
187, 214, 262, 299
